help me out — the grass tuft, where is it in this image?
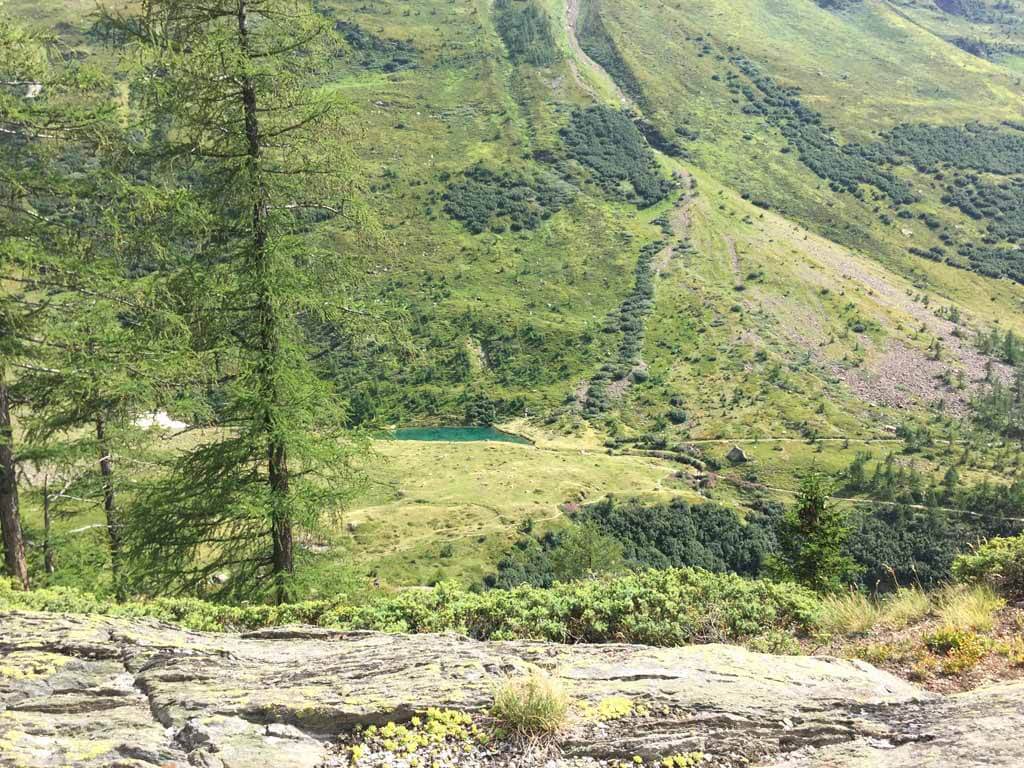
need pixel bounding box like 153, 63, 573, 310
491, 671, 569, 737
818, 591, 881, 635
879, 587, 931, 629
936, 585, 1005, 633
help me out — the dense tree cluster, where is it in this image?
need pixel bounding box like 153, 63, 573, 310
484, 522, 625, 589
815, 0, 862, 9
840, 452, 1024, 587
581, 496, 777, 575
972, 371, 1024, 440
324, 300, 594, 427
908, 245, 948, 263
333, 20, 417, 72
729, 58, 1024, 286
441, 164, 573, 234
935, 0, 1016, 23
633, 117, 687, 158
847, 504, 987, 589
957, 243, 1024, 283
883, 124, 1024, 175
976, 327, 1024, 364
561, 106, 672, 208
947, 37, 1024, 60
614, 240, 659, 362
585, 240, 661, 415
459, 388, 524, 426
494, 0, 559, 67
1, 1, 369, 604
729, 60, 917, 204
485, 496, 778, 589
943, 175, 1024, 241
487, 452, 1024, 594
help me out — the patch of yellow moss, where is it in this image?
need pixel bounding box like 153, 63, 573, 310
577, 695, 649, 721
612, 755, 703, 768
657, 754, 704, 768
0, 727, 28, 755
63, 738, 117, 762
347, 709, 484, 765
0, 651, 71, 680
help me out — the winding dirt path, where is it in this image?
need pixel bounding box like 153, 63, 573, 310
564, 0, 633, 107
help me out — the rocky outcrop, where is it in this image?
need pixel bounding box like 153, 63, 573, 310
725, 446, 749, 464
1, 611, 1022, 767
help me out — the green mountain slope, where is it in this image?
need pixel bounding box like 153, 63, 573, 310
14, 0, 1024, 587
339, 0, 1024, 435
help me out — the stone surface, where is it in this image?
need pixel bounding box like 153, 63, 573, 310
726, 446, 748, 464
1, 611, 1022, 767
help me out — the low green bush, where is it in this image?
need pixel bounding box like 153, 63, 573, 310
953, 535, 1024, 599
442, 164, 572, 234
0, 568, 820, 645
561, 106, 672, 208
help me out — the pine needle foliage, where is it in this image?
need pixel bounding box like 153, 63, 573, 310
770, 471, 861, 593
0, 10, 152, 594
102, 0, 372, 603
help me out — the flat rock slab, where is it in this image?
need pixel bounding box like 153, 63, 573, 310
1, 611, 1022, 767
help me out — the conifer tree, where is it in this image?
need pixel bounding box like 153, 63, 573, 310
2, 10, 185, 596
1, 13, 122, 589
771, 470, 860, 592
0, 13, 49, 589
107, 0, 369, 602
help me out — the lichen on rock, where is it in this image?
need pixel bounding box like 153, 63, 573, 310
1, 611, 1022, 767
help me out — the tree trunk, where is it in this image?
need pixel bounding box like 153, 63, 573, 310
95, 413, 123, 600
43, 476, 55, 575
0, 372, 29, 589
269, 441, 292, 601
238, 0, 292, 602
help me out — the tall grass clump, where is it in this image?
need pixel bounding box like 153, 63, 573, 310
936, 585, 1005, 632
818, 591, 880, 635
879, 587, 931, 629
491, 671, 569, 736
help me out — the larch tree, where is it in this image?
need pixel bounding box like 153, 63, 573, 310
0, 13, 55, 589
107, 0, 371, 602
0, 13, 119, 589
18, 267, 185, 599
1, 10, 187, 597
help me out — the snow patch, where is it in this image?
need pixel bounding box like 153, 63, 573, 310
134, 411, 188, 431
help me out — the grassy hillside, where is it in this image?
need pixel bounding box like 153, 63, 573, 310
13, 0, 1024, 592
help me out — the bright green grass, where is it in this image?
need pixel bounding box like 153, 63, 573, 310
332, 435, 686, 585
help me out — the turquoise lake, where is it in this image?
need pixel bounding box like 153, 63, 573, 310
389, 426, 532, 445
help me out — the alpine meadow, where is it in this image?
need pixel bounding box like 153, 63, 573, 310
4, 1, 1024, 767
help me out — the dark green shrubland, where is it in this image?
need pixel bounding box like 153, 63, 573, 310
954, 534, 1024, 599
561, 106, 672, 208
442, 164, 573, 235
0, 568, 820, 645
576, 0, 646, 106
494, 0, 559, 67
